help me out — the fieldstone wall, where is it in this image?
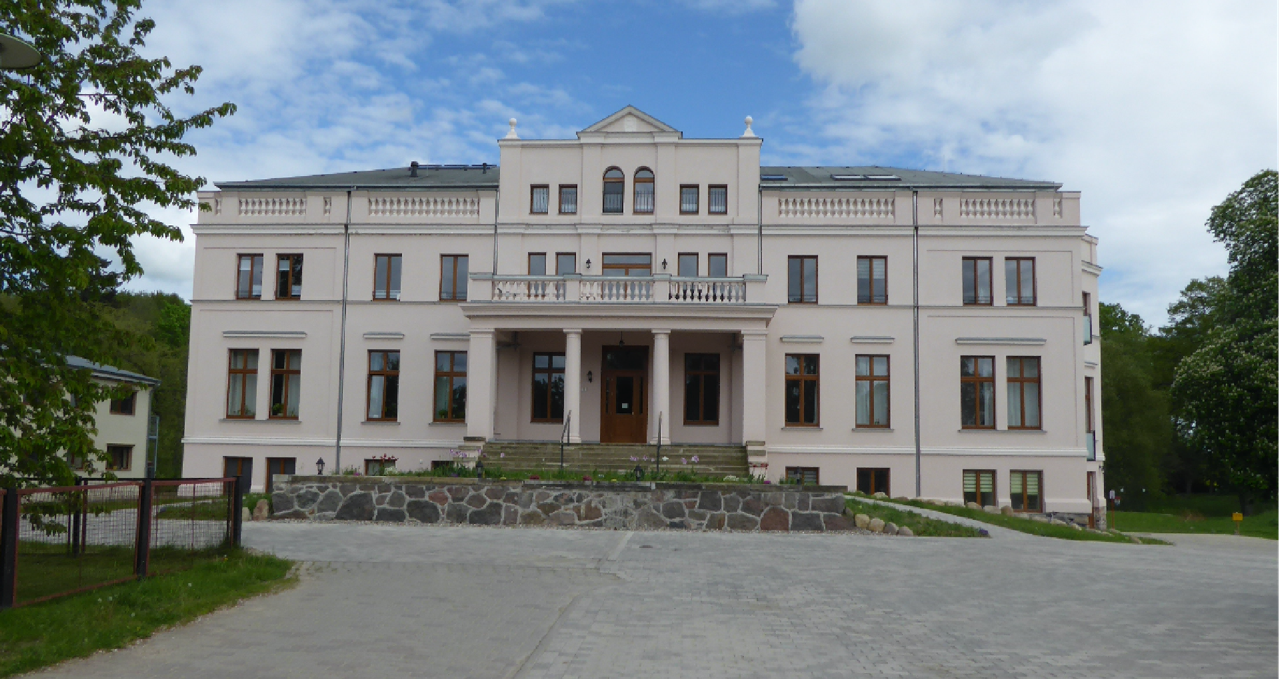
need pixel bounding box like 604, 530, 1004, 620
271, 476, 853, 532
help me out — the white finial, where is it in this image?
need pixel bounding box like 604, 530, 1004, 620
742, 115, 756, 138
505, 117, 519, 140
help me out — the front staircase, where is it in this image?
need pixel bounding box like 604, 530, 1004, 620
480, 441, 748, 477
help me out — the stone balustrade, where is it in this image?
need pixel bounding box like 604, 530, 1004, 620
470, 274, 765, 305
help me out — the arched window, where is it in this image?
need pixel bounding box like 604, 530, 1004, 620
603, 167, 624, 214
633, 167, 654, 214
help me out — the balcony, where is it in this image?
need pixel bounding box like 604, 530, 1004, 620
469, 274, 767, 304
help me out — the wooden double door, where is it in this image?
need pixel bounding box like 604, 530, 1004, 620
600, 347, 648, 444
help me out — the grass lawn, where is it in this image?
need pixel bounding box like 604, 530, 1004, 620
845, 497, 984, 537
1110, 510, 1277, 539
156, 500, 234, 521
0, 549, 294, 677
879, 498, 1168, 544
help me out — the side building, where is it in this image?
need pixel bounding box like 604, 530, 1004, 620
68, 356, 159, 478
182, 107, 1104, 524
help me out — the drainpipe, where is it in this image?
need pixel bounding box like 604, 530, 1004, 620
912, 191, 922, 498
334, 188, 354, 473
757, 185, 763, 275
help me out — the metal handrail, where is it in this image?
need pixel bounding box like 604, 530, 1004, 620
559, 411, 571, 472
655, 412, 663, 476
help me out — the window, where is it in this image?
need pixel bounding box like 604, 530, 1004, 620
1010, 470, 1042, 512
855, 355, 889, 428
270, 349, 301, 419
963, 470, 996, 506
530, 185, 549, 214
367, 350, 400, 421
1007, 357, 1041, 429
373, 254, 402, 301
434, 351, 467, 422
440, 255, 468, 301
276, 254, 303, 300
559, 185, 578, 214
266, 457, 296, 492
1083, 292, 1093, 345
962, 257, 992, 305
784, 354, 819, 426
1085, 376, 1095, 461
786, 467, 820, 484
603, 167, 624, 214
528, 253, 547, 276
634, 168, 654, 214
602, 253, 651, 277
857, 256, 887, 304
960, 356, 995, 429
708, 253, 727, 278
365, 458, 396, 475
684, 354, 720, 425
856, 468, 890, 495
788, 255, 818, 303
1005, 258, 1036, 305
226, 349, 258, 418
708, 185, 727, 214
679, 185, 699, 214
236, 254, 263, 299
532, 353, 565, 422
678, 253, 698, 277
109, 390, 136, 415
556, 253, 577, 275
106, 445, 132, 471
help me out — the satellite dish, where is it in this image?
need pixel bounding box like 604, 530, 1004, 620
0, 33, 42, 71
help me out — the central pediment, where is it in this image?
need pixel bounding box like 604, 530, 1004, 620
578, 106, 681, 138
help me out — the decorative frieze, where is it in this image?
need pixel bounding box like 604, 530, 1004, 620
368, 196, 480, 218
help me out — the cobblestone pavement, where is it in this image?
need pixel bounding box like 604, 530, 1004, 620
29, 522, 1277, 678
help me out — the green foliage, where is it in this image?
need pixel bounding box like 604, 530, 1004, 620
844, 497, 983, 537
1098, 302, 1169, 506
1110, 494, 1278, 540
0, 2, 232, 484
886, 498, 1163, 543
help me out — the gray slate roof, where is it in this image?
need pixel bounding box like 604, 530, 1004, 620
66, 356, 160, 386
216, 164, 1058, 191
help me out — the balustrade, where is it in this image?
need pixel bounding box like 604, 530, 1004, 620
473, 274, 761, 304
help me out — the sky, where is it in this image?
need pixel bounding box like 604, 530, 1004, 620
116, 0, 1276, 326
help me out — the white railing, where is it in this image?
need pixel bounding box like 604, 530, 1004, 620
239, 197, 306, 216
778, 196, 895, 219
493, 277, 565, 301
959, 197, 1035, 220
473, 274, 765, 304
367, 196, 480, 218
669, 277, 747, 303
581, 277, 653, 302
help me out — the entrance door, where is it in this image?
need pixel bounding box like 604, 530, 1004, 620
266, 457, 296, 493
1086, 471, 1097, 528
601, 347, 648, 443
224, 456, 253, 495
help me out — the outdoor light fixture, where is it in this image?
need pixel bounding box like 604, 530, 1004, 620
633, 465, 644, 482
587, 370, 593, 383
475, 460, 485, 479
585, 258, 592, 270
316, 457, 326, 475
661, 258, 668, 271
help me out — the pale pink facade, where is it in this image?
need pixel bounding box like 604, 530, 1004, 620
182, 107, 1104, 517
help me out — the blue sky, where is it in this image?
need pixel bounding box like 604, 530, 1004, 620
121, 0, 1277, 326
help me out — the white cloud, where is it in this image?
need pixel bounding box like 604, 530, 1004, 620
790, 0, 1278, 324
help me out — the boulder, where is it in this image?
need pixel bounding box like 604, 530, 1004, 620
965, 502, 981, 510
1070, 523, 1083, 530
853, 513, 871, 529
1000, 506, 1014, 516
1129, 535, 1142, 544
893, 496, 911, 503
883, 522, 899, 536
241, 507, 251, 524
872, 492, 888, 499
252, 499, 270, 521
822, 513, 852, 531
897, 526, 914, 537
868, 518, 885, 533
1049, 518, 1068, 526
1030, 514, 1050, 523
982, 505, 999, 514
946, 501, 964, 508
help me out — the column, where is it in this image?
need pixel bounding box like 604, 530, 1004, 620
741, 330, 768, 466
651, 329, 671, 445
465, 329, 497, 443
564, 329, 582, 444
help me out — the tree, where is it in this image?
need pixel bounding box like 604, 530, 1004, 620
1098, 303, 1169, 507
1, 2, 232, 485
1172, 171, 1278, 511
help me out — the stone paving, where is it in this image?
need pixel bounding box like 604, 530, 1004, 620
28, 522, 1278, 678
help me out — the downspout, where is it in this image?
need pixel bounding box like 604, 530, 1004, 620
912, 191, 922, 498
757, 185, 763, 275
334, 188, 354, 473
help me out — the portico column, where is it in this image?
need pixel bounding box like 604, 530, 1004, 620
564, 329, 582, 444
741, 330, 768, 467
652, 329, 671, 445
465, 329, 497, 444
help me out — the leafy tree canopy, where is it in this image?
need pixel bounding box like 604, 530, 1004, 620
1, 1, 232, 485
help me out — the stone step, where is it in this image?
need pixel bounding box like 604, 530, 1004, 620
480, 442, 747, 475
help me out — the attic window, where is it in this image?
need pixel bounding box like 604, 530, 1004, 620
831, 174, 901, 181
761, 175, 788, 181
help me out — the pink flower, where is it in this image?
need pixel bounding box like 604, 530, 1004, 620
691, 455, 699, 463
681, 457, 688, 465
500, 453, 505, 458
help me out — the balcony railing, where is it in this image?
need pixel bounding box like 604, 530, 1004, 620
471, 274, 766, 304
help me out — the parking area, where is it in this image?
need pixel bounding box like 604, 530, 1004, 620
30, 523, 1278, 678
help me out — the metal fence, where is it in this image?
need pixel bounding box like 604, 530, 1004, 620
0, 478, 242, 608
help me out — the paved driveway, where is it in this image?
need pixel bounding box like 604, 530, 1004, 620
30, 523, 1277, 678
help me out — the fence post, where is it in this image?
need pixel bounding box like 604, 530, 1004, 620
231, 479, 244, 548
0, 489, 19, 609
135, 480, 152, 579
70, 478, 82, 556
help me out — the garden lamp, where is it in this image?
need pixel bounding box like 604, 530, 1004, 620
633, 464, 644, 482
316, 457, 326, 475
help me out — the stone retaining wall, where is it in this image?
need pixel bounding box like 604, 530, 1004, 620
271, 476, 853, 532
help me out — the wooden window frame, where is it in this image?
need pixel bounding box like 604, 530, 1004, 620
366, 350, 400, 422
558, 184, 578, 214
373, 253, 401, 301
106, 444, 133, 471
365, 458, 396, 476
856, 468, 890, 495
708, 253, 728, 278
1009, 470, 1043, 513
1005, 257, 1037, 306
602, 167, 624, 214
857, 255, 888, 305
1007, 356, 1042, 430
785, 466, 820, 484
963, 469, 997, 507
683, 353, 720, 426
433, 351, 467, 423
1083, 292, 1093, 345
236, 254, 263, 300
439, 254, 468, 302
530, 184, 550, 214
269, 349, 301, 420
788, 255, 819, 304
1085, 376, 1094, 434
109, 390, 137, 415
707, 185, 728, 215
275, 254, 303, 300
528, 253, 547, 276
633, 168, 654, 214
855, 355, 890, 428
962, 257, 993, 306
784, 353, 820, 427
601, 253, 652, 277
960, 356, 995, 430
677, 253, 698, 278
679, 184, 699, 215
556, 252, 577, 275
226, 349, 258, 419
531, 352, 566, 423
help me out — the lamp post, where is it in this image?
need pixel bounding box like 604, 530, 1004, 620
0, 34, 42, 71
316, 457, 326, 476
